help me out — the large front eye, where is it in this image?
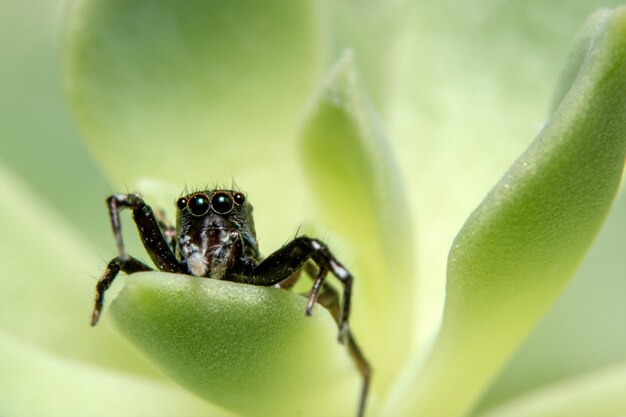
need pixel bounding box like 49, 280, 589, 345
188, 194, 210, 216
211, 192, 234, 214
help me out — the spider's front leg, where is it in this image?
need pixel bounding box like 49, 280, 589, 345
106, 193, 183, 272
92, 194, 185, 325
250, 236, 354, 342
91, 255, 152, 326
155, 208, 177, 254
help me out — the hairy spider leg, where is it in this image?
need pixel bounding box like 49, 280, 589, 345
154, 208, 177, 253
92, 194, 186, 326
91, 256, 152, 326
275, 262, 371, 417
317, 283, 372, 417
106, 194, 184, 273
249, 236, 354, 344
306, 265, 329, 315
94, 192, 370, 417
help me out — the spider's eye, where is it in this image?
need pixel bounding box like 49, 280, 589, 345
176, 197, 187, 211
211, 192, 234, 214
233, 192, 245, 206
188, 194, 210, 216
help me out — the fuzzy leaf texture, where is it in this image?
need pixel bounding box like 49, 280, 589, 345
109, 273, 362, 417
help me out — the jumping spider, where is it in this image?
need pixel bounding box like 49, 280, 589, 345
91, 188, 371, 417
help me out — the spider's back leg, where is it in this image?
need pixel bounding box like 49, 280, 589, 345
249, 236, 354, 342
316, 282, 371, 417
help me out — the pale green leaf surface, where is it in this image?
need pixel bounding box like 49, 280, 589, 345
0, 331, 232, 417
384, 1, 626, 343
0, 0, 113, 250
385, 7, 626, 417
64, 0, 324, 249
0, 164, 156, 376
322, 0, 409, 112
299, 51, 415, 390
64, 0, 320, 188
109, 272, 367, 417
549, 9, 614, 114
476, 361, 626, 417
475, 188, 626, 410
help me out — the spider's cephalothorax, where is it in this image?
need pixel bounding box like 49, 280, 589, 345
91, 188, 371, 417
174, 190, 259, 280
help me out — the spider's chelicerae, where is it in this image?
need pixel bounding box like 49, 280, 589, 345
91, 188, 371, 417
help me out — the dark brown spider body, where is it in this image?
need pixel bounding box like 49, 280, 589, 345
91, 188, 371, 417
175, 190, 259, 280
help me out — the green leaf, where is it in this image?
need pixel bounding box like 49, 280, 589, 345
475, 188, 626, 410
476, 361, 626, 417
549, 9, 613, 114
299, 51, 415, 389
0, 164, 156, 376
109, 272, 366, 417
384, 7, 626, 417
382, 1, 616, 343
64, 0, 321, 187
0, 331, 231, 417
0, 0, 113, 250
322, 0, 410, 111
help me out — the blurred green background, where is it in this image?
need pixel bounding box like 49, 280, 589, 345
1, 0, 625, 415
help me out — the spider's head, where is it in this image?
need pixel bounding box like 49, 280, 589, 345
175, 189, 258, 276
175, 189, 255, 237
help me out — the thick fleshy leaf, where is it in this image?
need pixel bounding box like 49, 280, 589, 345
476, 188, 626, 410
299, 51, 415, 389
0, 331, 231, 417
64, 0, 321, 190
476, 361, 626, 417
0, 165, 156, 376
384, 7, 626, 417
383, 1, 622, 342
109, 272, 368, 417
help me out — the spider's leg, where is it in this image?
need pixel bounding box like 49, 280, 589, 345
250, 236, 354, 343
249, 238, 367, 417
91, 255, 152, 326
272, 260, 320, 291
305, 265, 328, 315
279, 262, 371, 417
155, 208, 177, 253
107, 193, 184, 273
275, 262, 329, 318
317, 282, 371, 417
272, 270, 301, 290
95, 194, 185, 324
